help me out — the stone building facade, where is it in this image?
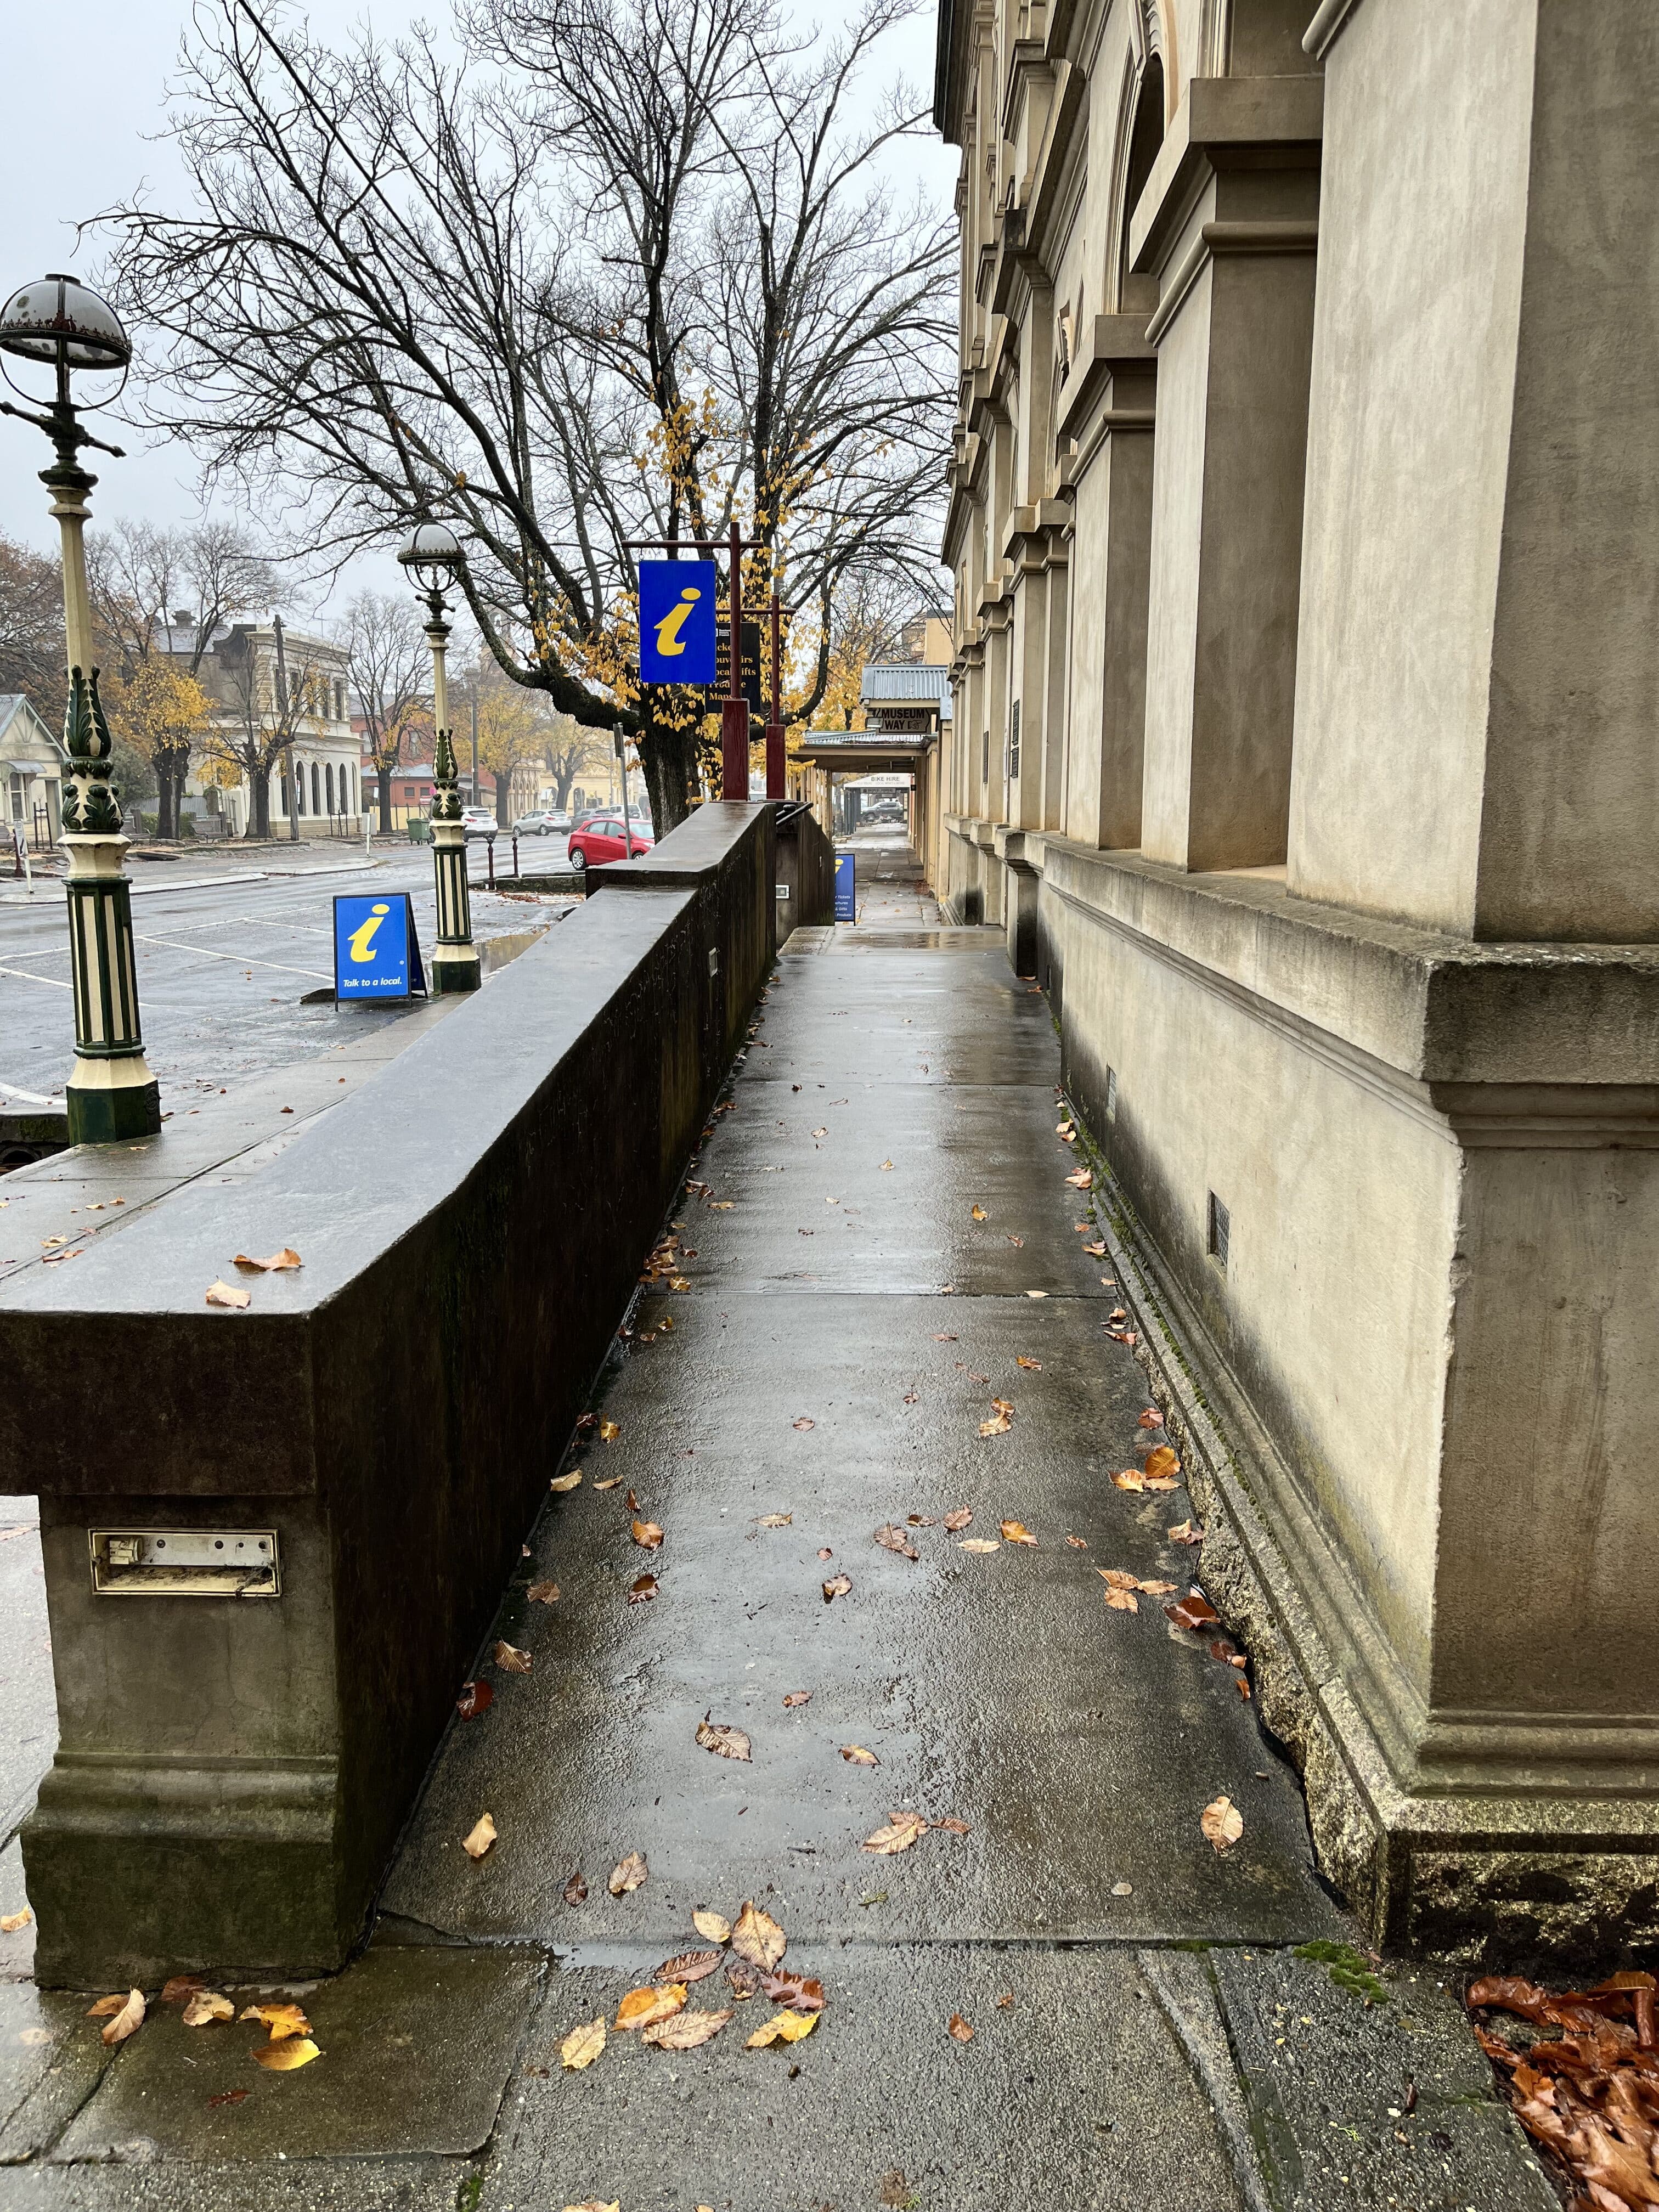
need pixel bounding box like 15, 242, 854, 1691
161, 619, 361, 836
932, 0, 1659, 1957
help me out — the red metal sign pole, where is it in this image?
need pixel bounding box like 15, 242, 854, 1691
764, 592, 785, 800
720, 518, 748, 800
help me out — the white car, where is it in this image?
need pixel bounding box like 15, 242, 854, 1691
460, 806, 498, 839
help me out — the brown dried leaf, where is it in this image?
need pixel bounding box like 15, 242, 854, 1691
462, 1813, 498, 1859
1144, 1445, 1181, 1481
563, 1871, 588, 1906
1169, 1520, 1205, 1546
654, 1950, 724, 1985
1139, 1579, 1178, 1596
864, 1812, 928, 1855
841, 1744, 880, 1766
616, 1983, 687, 2032
560, 2017, 606, 2070
947, 2014, 974, 2044
592, 1475, 625, 1490
550, 1472, 583, 1493
0, 1909, 30, 1935
958, 1537, 1000, 1553
725, 1956, 764, 2000
1015, 1355, 1042, 1370
1166, 1590, 1221, 1633
970, 1205, 988, 1221
494, 1640, 532, 1673
456, 1679, 493, 1720
207, 2089, 249, 2107
692, 1909, 732, 1943
1082, 1240, 1107, 1256
599, 1420, 620, 1442
160, 1976, 204, 2005
1065, 1169, 1093, 1189
1104, 1587, 1139, 1612
943, 1507, 973, 1532
608, 1851, 648, 1895
696, 1713, 752, 1762
252, 2036, 320, 2071
1112, 1471, 1144, 1492
907, 1512, 936, 1526
822, 1572, 852, 1601
1064, 1534, 1088, 1549
874, 1523, 919, 1560
758, 1513, 793, 1527
731, 1901, 787, 1971
761, 1971, 826, 2013
746, 2009, 817, 2048
793, 1417, 815, 1431
527, 1580, 561, 1604
1000, 1521, 1037, 1546
629, 1575, 659, 1604
205, 1280, 250, 1310
783, 1691, 812, 1708
182, 1990, 234, 2027
1137, 1408, 1164, 1429
1201, 1796, 1244, 1853
232, 1248, 302, 1272
979, 1410, 1012, 1437
631, 1519, 664, 1549
642, 2007, 733, 2050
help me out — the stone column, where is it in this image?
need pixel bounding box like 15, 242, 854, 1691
1135, 77, 1323, 872
1058, 317, 1158, 849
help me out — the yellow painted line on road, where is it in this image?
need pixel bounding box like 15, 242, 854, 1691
132, 933, 333, 983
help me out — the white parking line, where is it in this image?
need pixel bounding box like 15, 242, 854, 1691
132, 934, 333, 982
0, 962, 71, 990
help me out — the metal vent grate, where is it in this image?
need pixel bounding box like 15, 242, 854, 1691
1207, 1191, 1229, 1272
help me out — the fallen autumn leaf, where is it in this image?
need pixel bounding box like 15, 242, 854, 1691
696, 1713, 752, 1762
182, 1991, 234, 2027
494, 1640, 532, 1673
874, 1523, 919, 1560
731, 1901, 787, 1970
204, 1280, 250, 1311
251, 2037, 320, 2072
943, 1507, 973, 1531
563, 1871, 588, 1906
692, 1909, 732, 1943
628, 1573, 658, 1602
94, 1990, 145, 2046
947, 2015, 974, 2044
864, 1811, 928, 1855
462, 1813, 498, 1860
632, 1519, 664, 1549
1000, 1521, 1037, 1545
1201, 1796, 1244, 1852
232, 1247, 301, 1272
758, 1513, 793, 1527
822, 1572, 852, 1602
456, 1679, 493, 1719
609, 1852, 648, 1895
783, 1691, 811, 1708
746, 2009, 817, 2049
560, 2018, 606, 2070
643, 2007, 733, 2050
599, 1420, 620, 1442
958, 1537, 1000, 1553
616, 1983, 687, 2032
840, 1744, 879, 1766
527, 1580, 561, 1604
654, 1949, 724, 1984
550, 1472, 583, 1493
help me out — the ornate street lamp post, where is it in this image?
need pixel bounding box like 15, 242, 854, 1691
0, 275, 160, 1142
397, 522, 478, 994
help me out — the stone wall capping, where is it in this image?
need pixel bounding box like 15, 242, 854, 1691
1037, 838, 1659, 1089
1127, 75, 1325, 275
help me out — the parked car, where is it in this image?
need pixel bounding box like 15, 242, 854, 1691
567, 815, 654, 873
512, 809, 566, 837
460, 806, 497, 839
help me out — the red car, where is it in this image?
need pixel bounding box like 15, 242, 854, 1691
567, 815, 654, 874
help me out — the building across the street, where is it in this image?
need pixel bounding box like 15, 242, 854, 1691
157, 617, 362, 836
0, 695, 65, 850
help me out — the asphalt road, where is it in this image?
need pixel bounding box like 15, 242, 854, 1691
0, 843, 577, 1110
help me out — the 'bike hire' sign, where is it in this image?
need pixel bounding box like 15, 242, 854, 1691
638, 560, 718, 685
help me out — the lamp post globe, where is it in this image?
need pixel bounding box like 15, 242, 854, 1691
400, 520, 478, 994
0, 274, 159, 1144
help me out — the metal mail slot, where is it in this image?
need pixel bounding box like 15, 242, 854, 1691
89, 1529, 280, 1599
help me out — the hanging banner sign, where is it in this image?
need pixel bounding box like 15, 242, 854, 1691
639, 560, 718, 685
711, 619, 764, 714
333, 892, 427, 1001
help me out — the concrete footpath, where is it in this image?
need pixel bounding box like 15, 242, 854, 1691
0, 841, 1552, 2209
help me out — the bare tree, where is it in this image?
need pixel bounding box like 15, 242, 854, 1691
87, 518, 276, 833
343, 591, 429, 834
99, 0, 953, 833
0, 531, 68, 730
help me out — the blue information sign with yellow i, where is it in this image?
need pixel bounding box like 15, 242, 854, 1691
638, 559, 718, 685
332, 891, 427, 1001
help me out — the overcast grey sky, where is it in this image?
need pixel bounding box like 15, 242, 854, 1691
0, 0, 953, 611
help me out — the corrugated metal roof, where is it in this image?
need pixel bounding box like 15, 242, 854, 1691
860, 662, 952, 708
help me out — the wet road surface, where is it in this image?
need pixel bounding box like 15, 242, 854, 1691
0, 837, 1550, 2210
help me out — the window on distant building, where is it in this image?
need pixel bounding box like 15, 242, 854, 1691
311, 762, 321, 814
325, 762, 335, 814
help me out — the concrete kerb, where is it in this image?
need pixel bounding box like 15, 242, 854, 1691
1058, 1081, 1659, 1970
0, 804, 778, 1989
